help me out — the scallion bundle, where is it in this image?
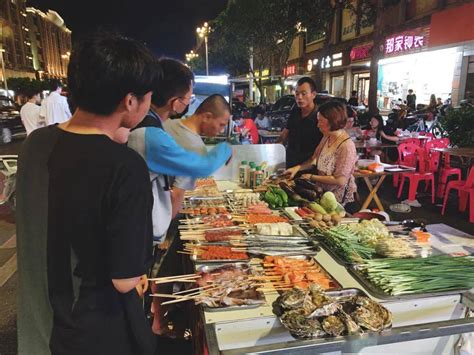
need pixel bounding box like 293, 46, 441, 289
360, 255, 474, 295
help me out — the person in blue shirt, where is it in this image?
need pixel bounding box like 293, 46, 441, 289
127, 58, 232, 242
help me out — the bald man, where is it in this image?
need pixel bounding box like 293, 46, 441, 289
163, 94, 231, 216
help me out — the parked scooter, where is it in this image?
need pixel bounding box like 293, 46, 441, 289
0, 155, 18, 211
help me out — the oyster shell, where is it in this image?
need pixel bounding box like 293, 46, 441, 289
280, 309, 326, 339
322, 315, 346, 337
352, 306, 384, 332
278, 288, 306, 310
305, 284, 340, 317
338, 310, 361, 335
351, 296, 392, 331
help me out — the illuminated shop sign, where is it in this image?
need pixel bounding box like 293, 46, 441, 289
306, 58, 319, 71
350, 44, 373, 61
383, 28, 429, 56
283, 64, 296, 77
321, 52, 343, 69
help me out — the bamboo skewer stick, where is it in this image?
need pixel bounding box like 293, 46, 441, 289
148, 273, 200, 282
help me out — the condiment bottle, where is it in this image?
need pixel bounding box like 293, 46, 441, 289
239, 160, 248, 186
248, 162, 256, 188
254, 166, 264, 187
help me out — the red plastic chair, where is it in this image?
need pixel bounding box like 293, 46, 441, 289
401, 138, 421, 146
424, 139, 461, 198
393, 142, 418, 187
397, 144, 436, 203
441, 167, 474, 223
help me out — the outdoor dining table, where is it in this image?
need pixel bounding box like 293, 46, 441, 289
258, 129, 281, 144
353, 171, 392, 211
354, 141, 398, 150
353, 166, 415, 211
432, 147, 474, 160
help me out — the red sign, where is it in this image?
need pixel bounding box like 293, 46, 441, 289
350, 44, 373, 61
283, 64, 296, 77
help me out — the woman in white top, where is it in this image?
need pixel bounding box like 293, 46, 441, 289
20, 90, 42, 135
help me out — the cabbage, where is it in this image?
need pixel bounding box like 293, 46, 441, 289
320, 191, 337, 212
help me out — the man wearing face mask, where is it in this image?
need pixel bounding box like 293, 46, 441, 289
276, 77, 323, 168
128, 58, 232, 244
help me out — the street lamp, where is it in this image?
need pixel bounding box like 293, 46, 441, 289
196, 22, 210, 75
185, 50, 199, 62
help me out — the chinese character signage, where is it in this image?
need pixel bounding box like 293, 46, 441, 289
384, 27, 429, 56
283, 64, 296, 77
350, 44, 373, 61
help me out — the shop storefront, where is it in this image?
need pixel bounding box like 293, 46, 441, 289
378, 8, 474, 110
350, 43, 373, 105
377, 26, 450, 109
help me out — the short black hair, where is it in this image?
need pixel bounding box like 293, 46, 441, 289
50, 79, 62, 91
25, 88, 41, 99
351, 90, 357, 96
195, 94, 230, 117
68, 32, 161, 116
296, 77, 316, 92
152, 58, 194, 107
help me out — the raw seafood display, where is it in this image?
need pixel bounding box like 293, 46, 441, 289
274, 284, 392, 339
195, 264, 265, 308
261, 256, 339, 290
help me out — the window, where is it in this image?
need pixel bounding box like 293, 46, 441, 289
306, 28, 325, 44
331, 75, 345, 97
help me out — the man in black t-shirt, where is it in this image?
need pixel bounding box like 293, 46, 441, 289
16, 32, 160, 355
277, 77, 323, 168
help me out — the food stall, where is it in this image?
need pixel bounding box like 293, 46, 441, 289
153, 144, 474, 355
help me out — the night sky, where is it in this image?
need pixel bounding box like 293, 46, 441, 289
27, 0, 227, 59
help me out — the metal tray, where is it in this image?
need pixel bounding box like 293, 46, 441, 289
252, 255, 341, 291
347, 264, 472, 301
194, 263, 266, 312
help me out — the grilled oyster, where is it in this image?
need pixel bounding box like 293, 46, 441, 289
280, 309, 326, 339
321, 315, 346, 337
351, 296, 392, 330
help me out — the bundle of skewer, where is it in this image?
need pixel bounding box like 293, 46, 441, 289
149, 272, 292, 305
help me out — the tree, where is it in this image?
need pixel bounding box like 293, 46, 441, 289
7, 77, 49, 97
297, 0, 376, 92
210, 0, 303, 102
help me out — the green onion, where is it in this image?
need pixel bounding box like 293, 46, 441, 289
360, 255, 474, 295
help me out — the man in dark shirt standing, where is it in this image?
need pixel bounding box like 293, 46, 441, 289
16, 32, 160, 355
277, 77, 323, 168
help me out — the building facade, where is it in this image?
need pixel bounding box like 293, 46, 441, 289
26, 7, 71, 79
278, 0, 474, 108
0, 0, 35, 81
0, 1, 71, 88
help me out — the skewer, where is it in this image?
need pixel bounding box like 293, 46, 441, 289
161, 296, 196, 305
148, 273, 200, 282
172, 284, 216, 295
